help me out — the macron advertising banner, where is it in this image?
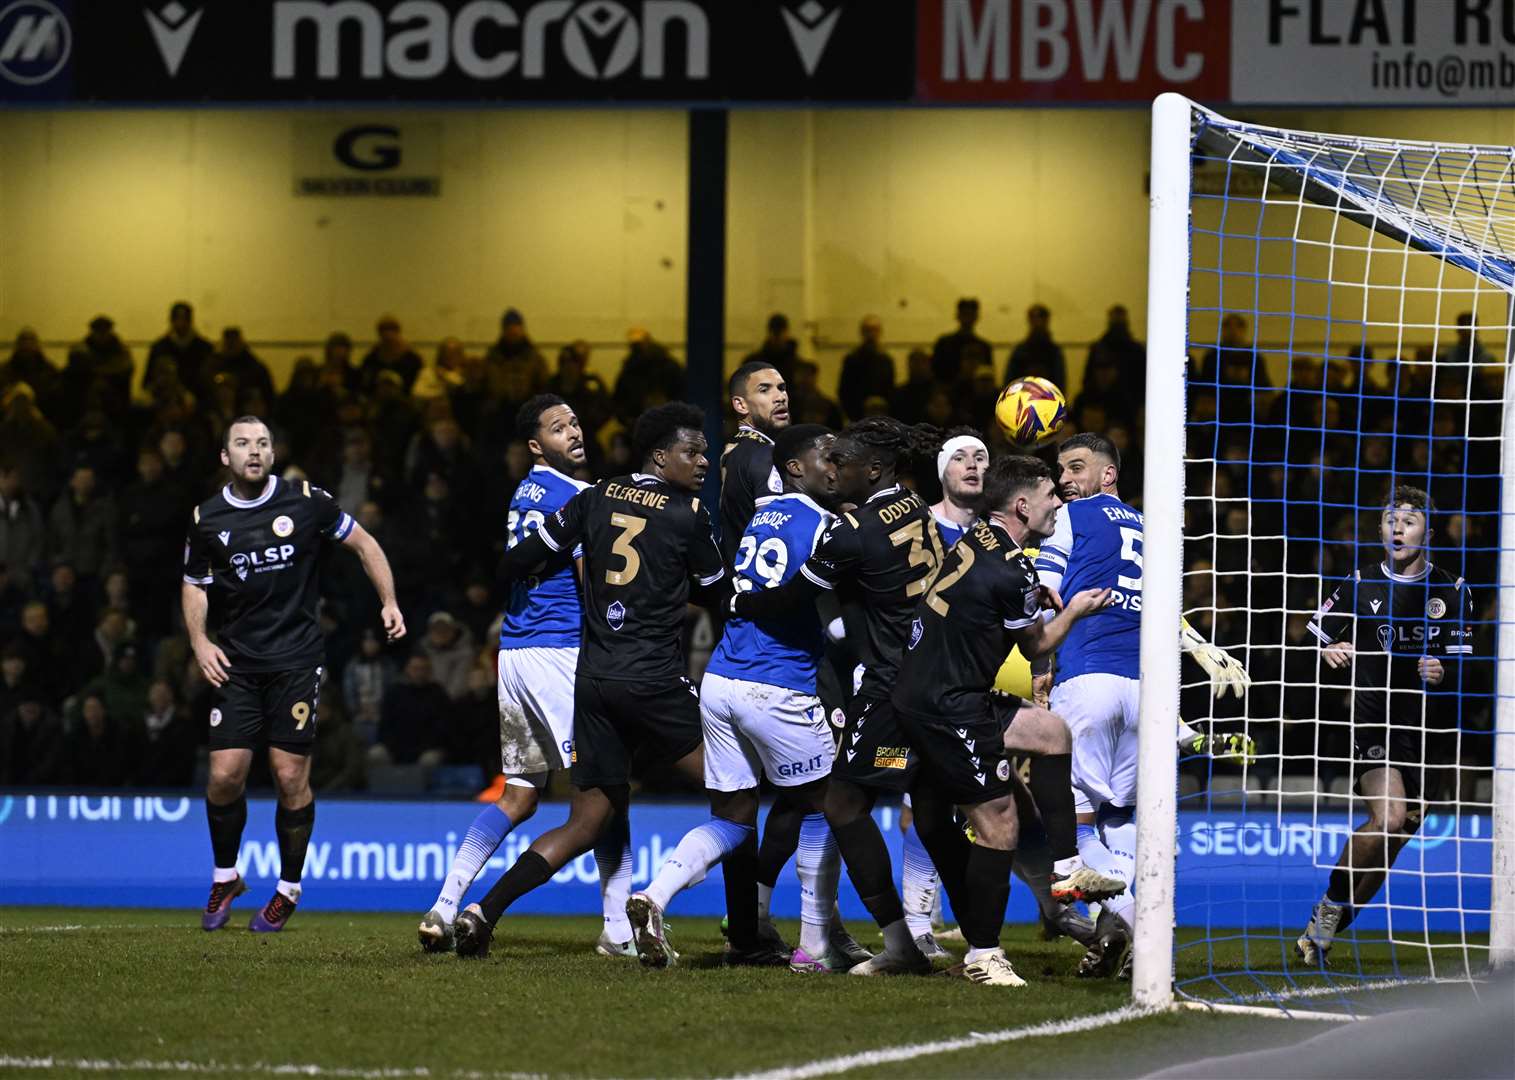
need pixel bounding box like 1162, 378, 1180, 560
1, 1, 1510, 107
0, 792, 1493, 932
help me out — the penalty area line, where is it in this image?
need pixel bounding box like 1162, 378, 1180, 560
720, 1005, 1150, 1080
0, 1055, 545, 1079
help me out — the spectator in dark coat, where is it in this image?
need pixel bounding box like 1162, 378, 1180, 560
0, 695, 68, 785
789, 361, 844, 429
135, 678, 196, 787
613, 329, 684, 422
1004, 303, 1068, 391
118, 446, 190, 636
743, 313, 800, 383
68, 693, 132, 787
209, 327, 276, 411
362, 315, 423, 395
0, 383, 61, 501
0, 463, 47, 589
342, 627, 396, 748
64, 316, 134, 424
144, 301, 215, 397
546, 341, 613, 445
322, 332, 364, 397
14, 602, 66, 702
48, 465, 118, 584
77, 642, 150, 734
373, 653, 449, 768
43, 561, 95, 651
4, 328, 62, 419
0, 645, 32, 721
1085, 304, 1147, 405
483, 308, 547, 411
932, 298, 993, 388
837, 315, 895, 422
889, 349, 936, 426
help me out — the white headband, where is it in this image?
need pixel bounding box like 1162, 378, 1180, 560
937, 435, 988, 483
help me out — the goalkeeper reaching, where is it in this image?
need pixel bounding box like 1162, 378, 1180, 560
1296, 485, 1474, 965
1033, 433, 1251, 977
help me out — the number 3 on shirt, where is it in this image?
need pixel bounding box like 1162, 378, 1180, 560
889, 519, 943, 597
606, 512, 646, 585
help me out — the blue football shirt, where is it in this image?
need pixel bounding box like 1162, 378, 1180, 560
706, 492, 832, 694
1034, 492, 1143, 683
498, 465, 590, 651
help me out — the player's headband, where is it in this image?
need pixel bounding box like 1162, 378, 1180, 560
937, 435, 987, 483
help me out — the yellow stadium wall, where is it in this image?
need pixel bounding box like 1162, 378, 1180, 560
1, 107, 1509, 399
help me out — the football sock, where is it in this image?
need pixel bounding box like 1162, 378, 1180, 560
1012, 842, 1059, 921
645, 817, 755, 913
478, 850, 553, 926
206, 794, 247, 873
965, 945, 1001, 965
756, 792, 805, 889
1028, 754, 1078, 861
1077, 822, 1134, 927
593, 814, 634, 942
721, 829, 761, 947
275, 879, 302, 902
911, 803, 971, 927
1092, 812, 1139, 929
900, 824, 939, 938
833, 816, 904, 929
880, 918, 915, 957
1325, 866, 1354, 907
435, 805, 514, 921
796, 813, 838, 955
959, 845, 1014, 951
757, 883, 774, 923
274, 800, 316, 884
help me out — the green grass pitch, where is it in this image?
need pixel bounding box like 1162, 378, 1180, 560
2, 908, 1480, 1078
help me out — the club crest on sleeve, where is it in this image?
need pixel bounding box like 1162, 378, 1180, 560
908, 617, 923, 650
996, 759, 1011, 781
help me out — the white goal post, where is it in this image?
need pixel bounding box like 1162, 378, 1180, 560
1135, 92, 1515, 1013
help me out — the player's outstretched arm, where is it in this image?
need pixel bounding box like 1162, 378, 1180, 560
182, 581, 230, 687
1179, 617, 1252, 698
729, 566, 825, 621
494, 528, 553, 590
341, 522, 406, 642
1011, 586, 1113, 661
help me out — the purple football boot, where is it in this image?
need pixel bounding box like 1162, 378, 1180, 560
248, 890, 298, 933
202, 876, 247, 931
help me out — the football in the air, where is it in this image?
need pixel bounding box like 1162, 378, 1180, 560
994, 376, 1068, 447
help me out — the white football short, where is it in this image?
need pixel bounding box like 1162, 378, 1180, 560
496, 646, 578, 784
1051, 672, 1140, 813
700, 671, 834, 791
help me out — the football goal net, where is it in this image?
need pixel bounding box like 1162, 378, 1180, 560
1136, 93, 1514, 1019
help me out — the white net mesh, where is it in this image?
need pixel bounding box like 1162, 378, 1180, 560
1170, 105, 1513, 1015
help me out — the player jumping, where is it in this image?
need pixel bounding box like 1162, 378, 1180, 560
187, 416, 404, 932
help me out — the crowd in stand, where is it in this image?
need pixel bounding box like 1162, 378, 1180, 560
0, 296, 1497, 795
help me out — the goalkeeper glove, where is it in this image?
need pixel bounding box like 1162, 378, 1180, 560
1179, 620, 1252, 699
1182, 725, 1258, 767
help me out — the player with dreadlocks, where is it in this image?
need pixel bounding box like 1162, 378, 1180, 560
729, 416, 951, 974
